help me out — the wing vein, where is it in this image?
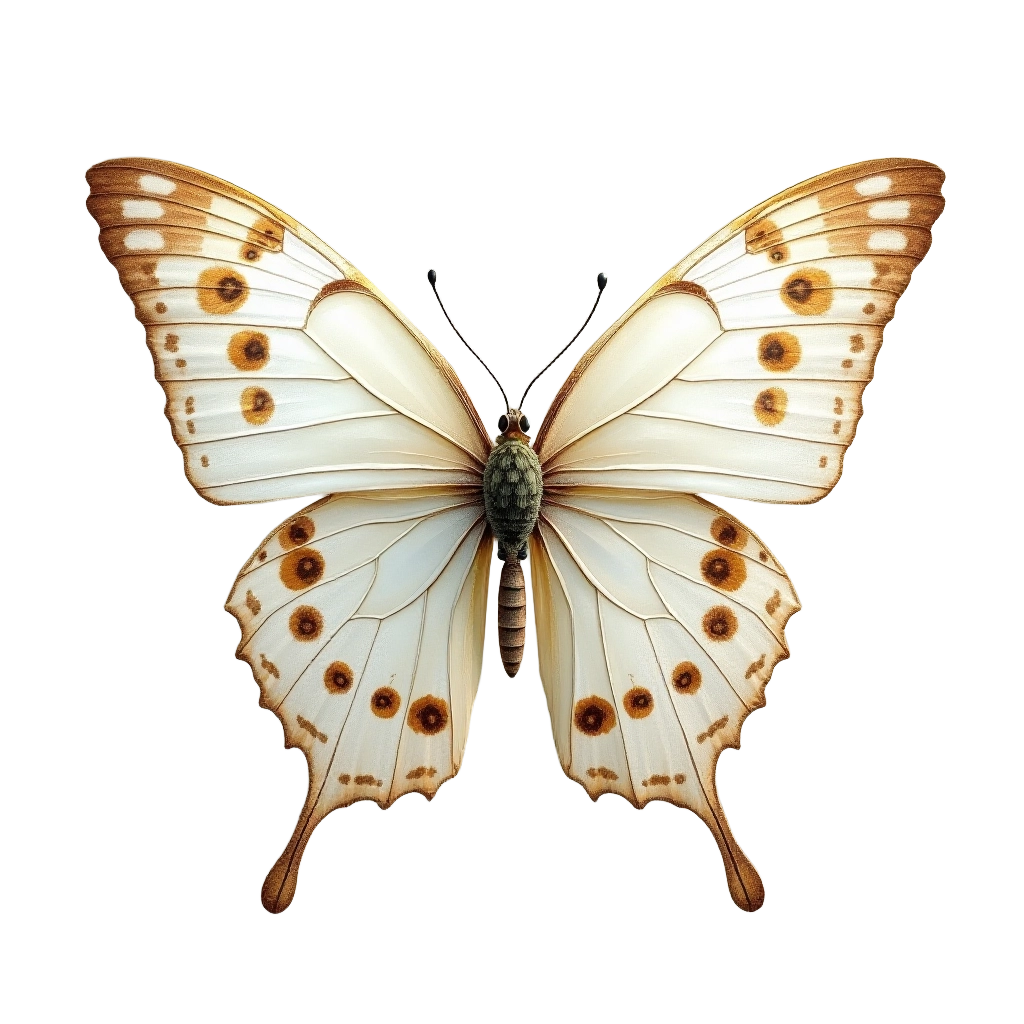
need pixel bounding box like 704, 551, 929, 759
542, 497, 786, 578
627, 408, 852, 445
645, 562, 751, 711
596, 517, 783, 637
596, 593, 637, 802
645, 620, 752, 894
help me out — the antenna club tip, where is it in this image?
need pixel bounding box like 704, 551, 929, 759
597, 273, 608, 290
427, 269, 437, 286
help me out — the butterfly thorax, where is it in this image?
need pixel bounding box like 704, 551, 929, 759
483, 434, 542, 559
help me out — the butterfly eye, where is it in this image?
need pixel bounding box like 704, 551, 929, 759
519, 414, 530, 432
498, 414, 509, 432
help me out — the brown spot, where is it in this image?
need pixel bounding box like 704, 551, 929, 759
850, 334, 866, 353
697, 716, 729, 744
759, 550, 768, 562
407, 695, 450, 735
241, 386, 274, 425
248, 216, 284, 248
745, 654, 766, 679
710, 516, 747, 550
184, 396, 195, 415
702, 606, 738, 642
757, 331, 801, 372
841, 359, 854, 369
241, 244, 261, 261
700, 548, 747, 592
834, 397, 844, 414
745, 218, 784, 253
338, 774, 351, 785
673, 773, 686, 784
296, 715, 327, 743
753, 387, 788, 426
819, 456, 828, 468
780, 268, 833, 315
768, 244, 790, 263
643, 775, 671, 787
586, 766, 619, 780
200, 455, 208, 467
245, 589, 261, 616
862, 302, 876, 315
833, 420, 842, 434
163, 333, 179, 352
672, 661, 702, 695
155, 301, 167, 314
175, 358, 187, 368
259, 653, 279, 679
370, 686, 401, 719
280, 547, 325, 590
227, 330, 270, 371
765, 590, 781, 615
257, 551, 267, 562
197, 266, 249, 314
288, 605, 323, 642
354, 774, 382, 787
406, 766, 438, 780
622, 684, 654, 720
573, 696, 616, 736
186, 420, 195, 435
324, 661, 354, 694
279, 516, 315, 549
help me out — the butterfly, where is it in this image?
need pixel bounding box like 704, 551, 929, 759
86, 156, 944, 913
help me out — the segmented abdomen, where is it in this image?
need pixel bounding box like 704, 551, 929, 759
498, 557, 526, 677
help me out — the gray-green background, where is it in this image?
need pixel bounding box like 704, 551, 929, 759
2, 4, 1024, 1019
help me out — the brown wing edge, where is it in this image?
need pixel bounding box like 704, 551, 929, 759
86, 157, 493, 478
533, 158, 944, 461
529, 494, 801, 911
224, 498, 491, 913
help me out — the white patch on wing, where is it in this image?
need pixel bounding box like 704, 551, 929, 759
124, 229, 164, 250
868, 200, 910, 220
122, 199, 164, 219
855, 175, 891, 196
138, 174, 176, 195
209, 195, 256, 226
867, 230, 908, 251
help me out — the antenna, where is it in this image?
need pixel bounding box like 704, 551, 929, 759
519, 273, 607, 409
427, 269, 510, 412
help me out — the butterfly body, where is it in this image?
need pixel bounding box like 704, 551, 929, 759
482, 410, 542, 678
86, 156, 944, 913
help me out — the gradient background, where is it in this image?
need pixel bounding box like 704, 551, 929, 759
3, 3, 1017, 1021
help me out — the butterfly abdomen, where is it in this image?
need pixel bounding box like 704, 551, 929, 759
483, 438, 542, 558
497, 558, 527, 677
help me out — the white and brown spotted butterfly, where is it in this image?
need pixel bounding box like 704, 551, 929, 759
86, 157, 944, 913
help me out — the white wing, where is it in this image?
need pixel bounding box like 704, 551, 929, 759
87, 157, 490, 503
225, 488, 491, 912
530, 488, 798, 910
536, 159, 944, 503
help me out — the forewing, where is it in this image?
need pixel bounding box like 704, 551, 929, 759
87, 158, 490, 503
530, 489, 799, 910
225, 488, 491, 912
536, 159, 943, 503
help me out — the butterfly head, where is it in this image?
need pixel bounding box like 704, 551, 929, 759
497, 408, 530, 442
